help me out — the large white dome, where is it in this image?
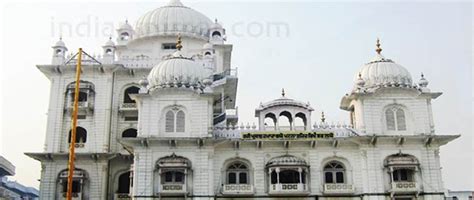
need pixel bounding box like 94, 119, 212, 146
356, 53, 413, 88
147, 51, 211, 91
134, 0, 213, 40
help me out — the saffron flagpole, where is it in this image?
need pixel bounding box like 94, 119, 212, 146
66, 48, 82, 200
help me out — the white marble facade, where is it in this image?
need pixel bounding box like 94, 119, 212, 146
26, 0, 458, 200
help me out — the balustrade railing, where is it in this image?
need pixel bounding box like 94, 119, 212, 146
269, 183, 308, 194
222, 184, 254, 195
323, 183, 355, 194
391, 182, 419, 193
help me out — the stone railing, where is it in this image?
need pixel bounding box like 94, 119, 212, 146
120, 103, 137, 109
160, 184, 187, 194
269, 183, 308, 194
323, 183, 355, 194
62, 192, 81, 200
114, 193, 131, 200
391, 182, 419, 193
213, 123, 357, 139
222, 184, 254, 195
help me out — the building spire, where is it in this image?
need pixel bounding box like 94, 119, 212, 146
376, 38, 382, 54
321, 111, 326, 123
281, 88, 286, 97
176, 34, 183, 51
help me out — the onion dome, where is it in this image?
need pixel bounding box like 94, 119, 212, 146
53, 37, 66, 48
355, 73, 365, 87
147, 36, 211, 91
418, 73, 429, 88
355, 39, 413, 88
118, 20, 133, 31
134, 0, 213, 40
266, 155, 307, 167
103, 37, 115, 47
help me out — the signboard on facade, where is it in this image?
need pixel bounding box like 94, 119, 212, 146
241, 131, 334, 140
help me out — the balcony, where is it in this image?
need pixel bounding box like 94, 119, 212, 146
62, 192, 82, 200
269, 183, 309, 195
119, 103, 138, 116
114, 193, 131, 200
222, 184, 254, 195
160, 184, 187, 195
65, 101, 93, 115
323, 184, 355, 194
390, 182, 419, 194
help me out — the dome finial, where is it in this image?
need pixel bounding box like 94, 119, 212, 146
321, 111, 326, 123
281, 88, 286, 97
376, 38, 382, 54
176, 34, 183, 51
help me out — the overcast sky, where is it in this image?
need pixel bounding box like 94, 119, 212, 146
0, 0, 472, 190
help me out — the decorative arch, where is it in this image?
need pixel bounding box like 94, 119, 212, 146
57, 168, 89, 197
264, 112, 277, 130
383, 104, 409, 132
122, 128, 137, 138
294, 112, 307, 130
123, 86, 140, 104
162, 105, 188, 133
117, 171, 131, 194
278, 111, 293, 131
321, 156, 353, 185
384, 153, 420, 184
68, 127, 87, 143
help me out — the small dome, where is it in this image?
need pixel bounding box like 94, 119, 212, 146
134, 0, 213, 40
266, 155, 307, 167
418, 73, 429, 87
356, 54, 413, 88
256, 90, 313, 112
118, 20, 133, 31
147, 50, 211, 90
103, 37, 115, 47
53, 38, 66, 48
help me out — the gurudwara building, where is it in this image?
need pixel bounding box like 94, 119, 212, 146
25, 0, 459, 199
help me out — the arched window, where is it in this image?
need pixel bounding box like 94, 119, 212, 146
176, 111, 185, 132
122, 128, 137, 138
212, 31, 222, 37
123, 86, 140, 104
117, 171, 131, 194
294, 112, 307, 130
278, 111, 293, 131
164, 108, 185, 133
68, 127, 87, 143
226, 162, 249, 184
324, 161, 345, 184
385, 106, 407, 131
120, 32, 130, 41
162, 171, 185, 184
165, 111, 175, 132
264, 113, 277, 131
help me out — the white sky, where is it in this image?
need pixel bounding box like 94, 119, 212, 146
0, 0, 472, 191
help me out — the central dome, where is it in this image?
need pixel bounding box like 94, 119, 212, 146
355, 40, 413, 88
135, 0, 213, 40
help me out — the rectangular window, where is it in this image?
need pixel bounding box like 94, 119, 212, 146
164, 172, 173, 183
239, 172, 248, 184
162, 43, 177, 50
325, 172, 333, 183
335, 172, 344, 183
228, 172, 236, 184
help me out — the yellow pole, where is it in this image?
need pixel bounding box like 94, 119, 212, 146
66, 48, 82, 200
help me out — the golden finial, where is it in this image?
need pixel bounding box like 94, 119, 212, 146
376, 38, 382, 54
176, 34, 183, 51
321, 111, 326, 123
281, 88, 285, 97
